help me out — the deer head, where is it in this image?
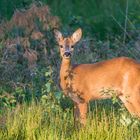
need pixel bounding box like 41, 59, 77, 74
54, 28, 82, 59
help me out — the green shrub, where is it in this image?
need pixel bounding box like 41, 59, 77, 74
0, 3, 61, 107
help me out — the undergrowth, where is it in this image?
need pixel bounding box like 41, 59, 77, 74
0, 101, 140, 140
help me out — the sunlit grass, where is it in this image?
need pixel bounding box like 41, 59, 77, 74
0, 100, 140, 140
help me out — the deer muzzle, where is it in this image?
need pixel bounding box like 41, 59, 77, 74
63, 51, 71, 57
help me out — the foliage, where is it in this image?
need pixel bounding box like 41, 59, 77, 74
0, 0, 140, 39
0, 2, 61, 108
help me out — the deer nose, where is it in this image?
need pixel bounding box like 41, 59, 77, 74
64, 52, 71, 57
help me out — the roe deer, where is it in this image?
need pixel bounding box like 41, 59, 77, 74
54, 28, 140, 126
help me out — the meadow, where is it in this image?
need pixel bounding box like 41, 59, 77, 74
0, 0, 140, 139
0, 100, 140, 140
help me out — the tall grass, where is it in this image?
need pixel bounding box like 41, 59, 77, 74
0, 101, 140, 140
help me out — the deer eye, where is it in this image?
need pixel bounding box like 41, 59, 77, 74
60, 45, 63, 48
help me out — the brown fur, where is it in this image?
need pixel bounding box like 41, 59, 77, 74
54, 28, 140, 126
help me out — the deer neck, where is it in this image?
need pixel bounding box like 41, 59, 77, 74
60, 58, 71, 90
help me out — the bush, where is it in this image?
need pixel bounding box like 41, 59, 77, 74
0, 2, 61, 107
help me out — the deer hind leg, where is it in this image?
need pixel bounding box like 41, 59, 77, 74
119, 90, 140, 117
74, 102, 87, 127
119, 95, 136, 115
129, 93, 140, 117
131, 99, 140, 117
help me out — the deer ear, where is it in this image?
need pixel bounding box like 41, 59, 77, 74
54, 29, 63, 44
71, 28, 82, 45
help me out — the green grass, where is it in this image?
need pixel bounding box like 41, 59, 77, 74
0, 101, 140, 140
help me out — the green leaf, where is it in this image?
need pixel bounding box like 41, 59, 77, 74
45, 71, 51, 77
55, 92, 62, 100
10, 99, 16, 104
45, 83, 51, 93
15, 87, 23, 94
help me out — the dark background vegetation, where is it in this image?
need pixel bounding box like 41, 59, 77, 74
0, 0, 140, 38
0, 0, 140, 109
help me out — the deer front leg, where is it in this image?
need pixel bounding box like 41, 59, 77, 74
74, 102, 88, 127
